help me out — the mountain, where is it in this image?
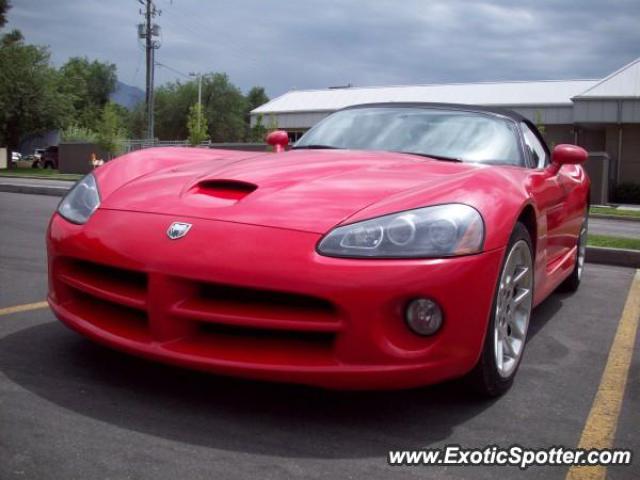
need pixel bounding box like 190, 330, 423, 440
110, 81, 145, 110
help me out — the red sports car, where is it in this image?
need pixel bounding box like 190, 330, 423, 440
47, 103, 590, 396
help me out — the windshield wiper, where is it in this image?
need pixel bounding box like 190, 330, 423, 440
399, 151, 464, 162
292, 145, 342, 150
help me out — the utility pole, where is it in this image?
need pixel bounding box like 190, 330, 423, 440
138, 0, 161, 141
189, 72, 202, 132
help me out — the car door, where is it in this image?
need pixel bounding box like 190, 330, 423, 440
521, 123, 572, 269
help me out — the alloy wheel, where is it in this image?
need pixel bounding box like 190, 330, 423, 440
577, 221, 588, 281
494, 240, 533, 378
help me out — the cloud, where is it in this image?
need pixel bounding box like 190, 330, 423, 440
4, 0, 640, 98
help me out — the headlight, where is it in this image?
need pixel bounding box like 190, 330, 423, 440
57, 173, 100, 224
317, 204, 484, 258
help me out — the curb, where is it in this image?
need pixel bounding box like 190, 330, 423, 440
0, 184, 70, 197
589, 213, 640, 223
0, 174, 81, 181
586, 246, 640, 269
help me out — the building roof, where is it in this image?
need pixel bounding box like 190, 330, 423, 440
252, 57, 640, 116
252, 79, 598, 115
574, 57, 640, 98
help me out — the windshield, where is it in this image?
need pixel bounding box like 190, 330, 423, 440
294, 107, 523, 166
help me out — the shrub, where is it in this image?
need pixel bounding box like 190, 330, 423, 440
61, 124, 98, 143
96, 102, 126, 158
187, 103, 209, 146
613, 182, 640, 205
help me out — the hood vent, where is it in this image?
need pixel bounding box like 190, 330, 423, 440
193, 179, 258, 202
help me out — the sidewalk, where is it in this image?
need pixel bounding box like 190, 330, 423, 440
589, 217, 640, 239
0, 177, 74, 196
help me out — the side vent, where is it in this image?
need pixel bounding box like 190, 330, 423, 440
194, 180, 257, 201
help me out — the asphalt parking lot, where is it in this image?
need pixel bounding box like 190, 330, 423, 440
0, 191, 638, 480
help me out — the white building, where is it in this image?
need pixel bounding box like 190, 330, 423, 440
251, 57, 640, 186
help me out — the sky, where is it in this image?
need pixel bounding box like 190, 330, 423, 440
5, 0, 640, 99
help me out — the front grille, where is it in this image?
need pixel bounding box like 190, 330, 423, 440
63, 290, 151, 342
165, 322, 336, 366
57, 259, 147, 310
54, 257, 341, 365
171, 281, 342, 333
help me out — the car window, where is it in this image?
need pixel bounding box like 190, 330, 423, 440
521, 123, 548, 168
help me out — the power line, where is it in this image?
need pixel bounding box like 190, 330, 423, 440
155, 62, 190, 79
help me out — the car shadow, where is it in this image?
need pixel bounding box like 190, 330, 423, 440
0, 293, 565, 459
529, 291, 565, 340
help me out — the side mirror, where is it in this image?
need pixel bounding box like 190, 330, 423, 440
551, 144, 588, 166
265, 130, 289, 153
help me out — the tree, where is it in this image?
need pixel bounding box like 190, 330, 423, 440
1, 28, 21, 47
187, 103, 209, 146
154, 80, 196, 140
59, 57, 117, 130
0, 0, 9, 29
245, 86, 269, 141
202, 73, 248, 142
153, 73, 252, 143
96, 102, 126, 158
128, 101, 147, 139
248, 113, 267, 142
246, 86, 269, 112
0, 34, 73, 151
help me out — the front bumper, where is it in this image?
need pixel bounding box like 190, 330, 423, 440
47, 209, 505, 390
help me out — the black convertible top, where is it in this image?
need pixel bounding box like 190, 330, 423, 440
340, 102, 529, 123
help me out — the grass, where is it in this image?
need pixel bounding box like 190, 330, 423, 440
588, 234, 640, 250
590, 206, 640, 219
0, 168, 82, 181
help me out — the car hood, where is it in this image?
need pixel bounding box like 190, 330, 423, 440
100, 149, 487, 233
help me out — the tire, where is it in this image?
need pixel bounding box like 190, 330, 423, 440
558, 217, 588, 293
468, 222, 534, 397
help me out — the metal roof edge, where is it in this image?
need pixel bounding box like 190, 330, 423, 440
574, 57, 640, 97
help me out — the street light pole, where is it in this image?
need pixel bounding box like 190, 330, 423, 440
189, 72, 202, 132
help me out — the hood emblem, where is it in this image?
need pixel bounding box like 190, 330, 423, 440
167, 222, 192, 240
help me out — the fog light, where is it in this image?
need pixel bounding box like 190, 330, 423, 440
406, 298, 443, 336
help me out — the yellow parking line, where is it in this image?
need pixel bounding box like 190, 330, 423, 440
0, 301, 49, 317
566, 269, 640, 480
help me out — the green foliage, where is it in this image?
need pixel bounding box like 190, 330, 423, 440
128, 102, 147, 139
61, 124, 98, 143
96, 102, 126, 157
246, 86, 269, 112
612, 182, 640, 205
245, 87, 269, 141
59, 56, 117, 131
266, 113, 279, 132
590, 206, 640, 219
108, 102, 132, 138
201, 73, 247, 142
0, 33, 73, 148
1, 29, 22, 46
248, 113, 267, 142
154, 73, 268, 142
0, 0, 9, 28
0, 27, 122, 151
588, 234, 640, 251
153, 80, 196, 140
187, 103, 209, 146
